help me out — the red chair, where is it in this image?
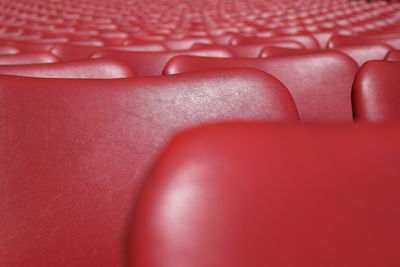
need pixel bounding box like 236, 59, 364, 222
0, 51, 58, 65
164, 51, 358, 122
0, 68, 298, 267
0, 58, 134, 78
192, 41, 305, 58
333, 44, 392, 66
231, 34, 320, 49
353, 60, 400, 122
91, 48, 234, 76
259, 47, 313, 58
0, 45, 20, 55
130, 122, 400, 267
384, 49, 400, 61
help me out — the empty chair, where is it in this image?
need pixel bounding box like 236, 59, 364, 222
130, 122, 400, 267
0, 45, 20, 55
192, 41, 305, 57
328, 33, 400, 49
231, 34, 320, 49
0, 52, 59, 65
91, 48, 234, 76
0, 58, 134, 78
5, 40, 55, 52
384, 49, 400, 61
50, 43, 101, 61
333, 44, 392, 66
164, 51, 359, 122
259, 47, 313, 58
353, 60, 400, 122
0, 68, 298, 267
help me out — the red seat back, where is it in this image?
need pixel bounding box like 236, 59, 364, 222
130, 122, 400, 267
353, 60, 400, 122
164, 51, 358, 122
0, 69, 298, 267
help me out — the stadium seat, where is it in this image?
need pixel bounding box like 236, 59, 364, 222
192, 41, 304, 57
0, 45, 20, 55
333, 44, 392, 66
130, 122, 400, 267
0, 68, 298, 267
231, 34, 320, 49
384, 49, 400, 61
0, 51, 59, 65
0, 58, 134, 78
164, 51, 358, 122
91, 48, 234, 76
259, 47, 313, 58
353, 60, 400, 122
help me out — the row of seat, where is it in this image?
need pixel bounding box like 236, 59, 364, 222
2, 0, 400, 267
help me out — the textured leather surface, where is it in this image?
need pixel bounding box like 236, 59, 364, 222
353, 60, 400, 122
231, 34, 320, 49
384, 49, 400, 61
259, 47, 313, 58
164, 51, 358, 122
91, 48, 234, 76
0, 58, 134, 78
0, 68, 298, 267
192, 41, 305, 57
0, 45, 20, 55
333, 44, 392, 66
130, 122, 400, 267
0, 51, 59, 65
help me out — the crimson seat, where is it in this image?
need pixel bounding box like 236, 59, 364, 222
0, 58, 134, 78
0, 68, 298, 267
130, 122, 400, 267
91, 48, 234, 76
0, 51, 58, 65
353, 60, 400, 122
231, 34, 320, 49
384, 49, 400, 61
259, 47, 312, 58
333, 44, 392, 66
164, 51, 359, 122
192, 41, 304, 57
0, 45, 20, 55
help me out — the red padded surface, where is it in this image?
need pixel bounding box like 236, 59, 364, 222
164, 51, 358, 122
333, 44, 392, 66
0, 69, 298, 267
91, 48, 234, 76
0, 58, 134, 78
384, 49, 400, 61
0, 51, 59, 65
130, 122, 400, 267
353, 60, 400, 122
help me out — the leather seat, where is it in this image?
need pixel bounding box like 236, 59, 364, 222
384, 49, 400, 61
164, 51, 358, 122
91, 48, 234, 76
130, 122, 400, 267
333, 44, 392, 66
0, 68, 298, 267
0, 51, 59, 65
0, 58, 134, 78
353, 60, 400, 122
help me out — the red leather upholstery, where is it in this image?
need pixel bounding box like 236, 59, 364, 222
91, 48, 234, 76
192, 41, 304, 57
259, 47, 313, 58
384, 49, 400, 61
333, 44, 392, 66
164, 51, 358, 122
0, 58, 134, 78
0, 68, 298, 267
353, 60, 400, 122
231, 34, 320, 49
0, 51, 59, 65
0, 45, 20, 55
130, 122, 400, 267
